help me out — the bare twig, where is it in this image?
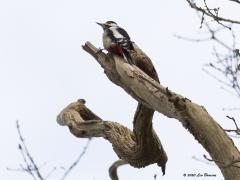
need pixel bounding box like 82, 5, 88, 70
176, 13, 240, 98
173, 34, 211, 42
9, 121, 91, 180
202, 68, 232, 88
186, 0, 240, 26
17, 144, 38, 180
44, 167, 56, 179
16, 120, 44, 180
229, 0, 240, 4
222, 107, 240, 111
203, 155, 240, 168
188, 4, 240, 97
7, 166, 38, 180
224, 116, 240, 135
175, 21, 232, 50
60, 139, 91, 180
192, 156, 216, 166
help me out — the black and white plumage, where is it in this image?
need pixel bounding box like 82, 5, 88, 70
97, 21, 134, 64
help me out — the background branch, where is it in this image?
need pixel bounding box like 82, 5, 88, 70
185, 0, 240, 26
224, 116, 240, 135
15, 120, 44, 180
60, 139, 91, 180
176, 14, 240, 98
9, 120, 91, 180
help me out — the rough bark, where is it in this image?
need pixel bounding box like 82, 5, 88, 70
57, 41, 240, 180
57, 98, 167, 171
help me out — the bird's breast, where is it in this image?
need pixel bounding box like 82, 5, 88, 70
102, 32, 114, 50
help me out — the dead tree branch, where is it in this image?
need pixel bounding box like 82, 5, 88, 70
57, 98, 167, 173
61, 41, 240, 180
57, 42, 169, 179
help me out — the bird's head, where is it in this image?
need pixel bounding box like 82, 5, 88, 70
96, 21, 118, 30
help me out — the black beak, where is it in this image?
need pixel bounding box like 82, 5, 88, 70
96, 22, 104, 27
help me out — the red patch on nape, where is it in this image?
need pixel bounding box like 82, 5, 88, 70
108, 45, 124, 57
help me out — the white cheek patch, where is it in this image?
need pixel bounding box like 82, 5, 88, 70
110, 27, 124, 39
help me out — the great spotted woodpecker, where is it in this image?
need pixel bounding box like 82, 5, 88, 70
96, 21, 134, 64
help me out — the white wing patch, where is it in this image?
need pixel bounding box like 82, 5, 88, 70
110, 27, 124, 39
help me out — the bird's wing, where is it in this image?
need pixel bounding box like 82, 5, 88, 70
117, 27, 131, 40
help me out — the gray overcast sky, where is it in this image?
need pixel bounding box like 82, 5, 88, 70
0, 0, 239, 180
